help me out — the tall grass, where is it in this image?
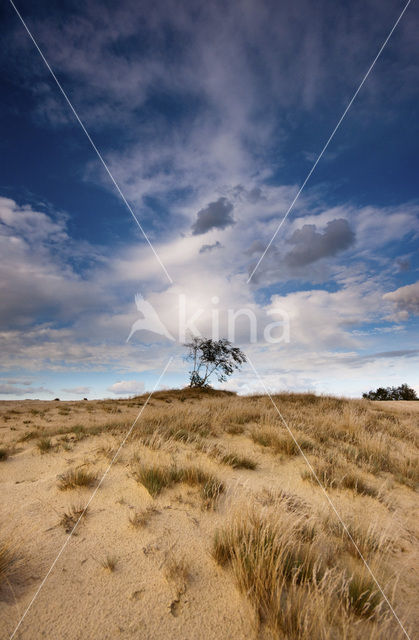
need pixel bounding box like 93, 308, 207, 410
212, 509, 399, 639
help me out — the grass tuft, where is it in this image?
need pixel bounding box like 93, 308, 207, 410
101, 555, 117, 572
133, 462, 224, 509
37, 437, 53, 453
128, 506, 157, 528
302, 457, 378, 497
59, 503, 88, 533
0, 539, 20, 585
346, 570, 381, 617
219, 452, 257, 470
164, 554, 190, 591
57, 468, 98, 490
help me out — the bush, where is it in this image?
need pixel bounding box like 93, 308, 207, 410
362, 383, 417, 401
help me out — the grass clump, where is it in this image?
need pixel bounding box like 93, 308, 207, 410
225, 423, 245, 435
201, 477, 224, 509
128, 506, 157, 528
212, 512, 323, 588
164, 554, 190, 588
37, 437, 53, 454
251, 426, 314, 456
219, 452, 257, 469
57, 467, 98, 490
60, 503, 88, 533
212, 510, 392, 638
133, 462, 224, 508
100, 555, 117, 572
346, 570, 381, 617
302, 457, 378, 497
134, 465, 173, 497
0, 539, 20, 585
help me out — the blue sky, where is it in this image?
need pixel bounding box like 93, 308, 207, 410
0, 0, 418, 399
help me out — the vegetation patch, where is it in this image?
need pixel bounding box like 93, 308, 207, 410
0, 539, 20, 586
37, 437, 53, 454
57, 468, 98, 490
133, 462, 224, 508
59, 503, 88, 533
302, 457, 378, 497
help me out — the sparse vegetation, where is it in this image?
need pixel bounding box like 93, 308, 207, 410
0, 539, 20, 585
59, 503, 88, 533
100, 554, 117, 572
251, 425, 314, 456
133, 462, 224, 508
57, 467, 98, 490
164, 554, 190, 588
128, 506, 157, 528
0, 390, 416, 638
301, 456, 378, 497
37, 437, 53, 453
219, 452, 257, 469
212, 509, 396, 638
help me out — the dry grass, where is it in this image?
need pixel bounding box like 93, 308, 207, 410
1, 390, 416, 637
37, 437, 53, 454
57, 467, 98, 490
219, 452, 257, 469
133, 462, 224, 509
212, 509, 400, 639
201, 443, 257, 469
302, 455, 378, 497
59, 503, 88, 533
164, 554, 191, 588
0, 539, 20, 586
250, 425, 315, 456
100, 554, 117, 572
128, 506, 157, 528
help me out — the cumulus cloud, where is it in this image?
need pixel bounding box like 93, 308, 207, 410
285, 218, 355, 267
383, 281, 419, 319
191, 198, 235, 235
199, 241, 223, 254
107, 380, 145, 395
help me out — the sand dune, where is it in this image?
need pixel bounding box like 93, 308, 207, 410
0, 390, 417, 639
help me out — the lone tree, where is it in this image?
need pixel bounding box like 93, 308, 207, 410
185, 337, 246, 388
362, 383, 418, 401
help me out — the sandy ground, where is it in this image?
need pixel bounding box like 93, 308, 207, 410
0, 395, 418, 639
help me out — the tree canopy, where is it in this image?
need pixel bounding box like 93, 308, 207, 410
362, 383, 418, 401
185, 337, 247, 388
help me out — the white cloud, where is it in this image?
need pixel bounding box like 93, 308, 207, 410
383, 280, 419, 319
107, 380, 145, 395
0, 195, 417, 400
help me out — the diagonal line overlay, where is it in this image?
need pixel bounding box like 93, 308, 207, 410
247, 355, 411, 639
8, 0, 173, 285
9, 357, 173, 640
247, 0, 412, 283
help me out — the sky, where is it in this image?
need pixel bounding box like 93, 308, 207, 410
0, 0, 418, 400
